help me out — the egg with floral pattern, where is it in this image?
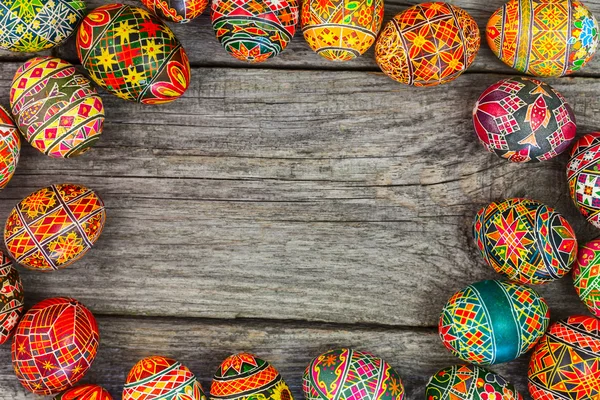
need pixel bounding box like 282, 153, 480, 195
142, 0, 209, 23
54, 384, 113, 400
0, 106, 20, 188
77, 4, 191, 104
567, 132, 600, 229
301, 0, 383, 61
303, 348, 405, 400
4, 183, 106, 271
0, 251, 24, 345
573, 239, 600, 317
426, 365, 523, 400
487, 0, 599, 77
211, 0, 299, 62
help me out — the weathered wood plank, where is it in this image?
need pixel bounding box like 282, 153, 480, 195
0, 65, 593, 326
0, 316, 534, 400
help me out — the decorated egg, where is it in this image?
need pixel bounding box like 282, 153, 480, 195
0, 106, 20, 189
77, 4, 191, 104
473, 198, 577, 284
426, 365, 523, 400
12, 297, 99, 395
55, 384, 113, 400
10, 57, 104, 158
439, 280, 550, 365
567, 132, 600, 228
301, 0, 383, 61
212, 0, 299, 62
528, 315, 600, 399
487, 0, 599, 77
0, 0, 85, 52
123, 355, 206, 400
375, 2, 479, 86
142, 0, 208, 23
4, 183, 106, 271
303, 348, 405, 400
211, 353, 292, 400
573, 239, 600, 317
0, 252, 24, 345
473, 77, 576, 163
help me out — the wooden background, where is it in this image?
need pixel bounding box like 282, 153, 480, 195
0, 0, 599, 399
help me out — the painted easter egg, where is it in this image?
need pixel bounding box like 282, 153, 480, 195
0, 252, 24, 345
77, 4, 191, 104
142, 0, 208, 23
425, 365, 523, 400
439, 280, 550, 365
567, 132, 600, 228
0, 106, 20, 189
123, 355, 206, 400
573, 239, 600, 317
528, 315, 600, 399
473, 77, 576, 163
301, 0, 383, 61
487, 0, 599, 77
375, 2, 479, 86
55, 385, 113, 400
4, 183, 106, 271
303, 348, 405, 400
211, 353, 292, 400
212, 0, 299, 62
0, 0, 86, 52
12, 297, 99, 395
10, 57, 104, 158
473, 198, 577, 284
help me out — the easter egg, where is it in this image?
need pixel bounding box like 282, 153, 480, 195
375, 2, 479, 86
439, 280, 550, 365
10, 57, 105, 158
55, 384, 113, 400
567, 132, 600, 228
473, 198, 577, 284
573, 239, 600, 317
487, 0, 599, 77
301, 0, 383, 61
0, 252, 24, 345
123, 355, 206, 400
4, 183, 106, 271
212, 0, 299, 62
303, 348, 405, 400
142, 0, 208, 23
473, 77, 576, 163
528, 315, 600, 399
211, 353, 292, 400
425, 365, 523, 400
0, 106, 20, 189
0, 0, 85, 52
77, 4, 191, 104
12, 297, 99, 395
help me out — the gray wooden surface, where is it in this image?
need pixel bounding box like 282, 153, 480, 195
0, 0, 598, 399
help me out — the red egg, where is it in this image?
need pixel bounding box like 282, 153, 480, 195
54, 384, 113, 400
0, 250, 24, 344
12, 297, 100, 395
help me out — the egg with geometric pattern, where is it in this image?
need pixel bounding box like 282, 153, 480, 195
141, 0, 209, 23
211, 0, 299, 63
528, 315, 600, 400
573, 239, 600, 317
567, 132, 600, 229
473, 77, 576, 163
12, 297, 99, 395
123, 355, 206, 400
439, 280, 550, 365
425, 364, 523, 400
10, 57, 105, 158
4, 183, 106, 271
303, 348, 405, 400
473, 198, 577, 285
0, 251, 24, 345
211, 353, 293, 400
54, 384, 113, 400
0, 106, 20, 189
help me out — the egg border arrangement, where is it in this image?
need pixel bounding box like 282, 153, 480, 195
0, 0, 599, 399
